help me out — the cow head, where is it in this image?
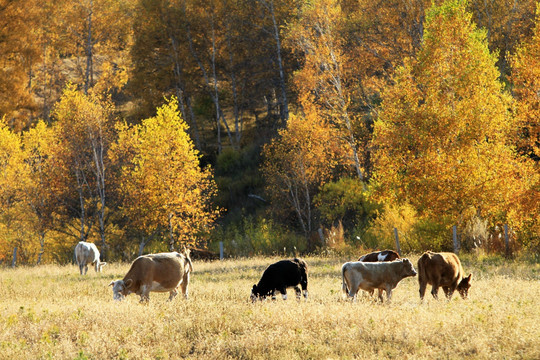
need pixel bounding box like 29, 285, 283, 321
95, 261, 107, 273
401, 258, 417, 277
109, 279, 133, 301
250, 284, 272, 301
250, 284, 260, 302
457, 274, 472, 299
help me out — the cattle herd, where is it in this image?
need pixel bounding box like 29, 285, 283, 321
74, 241, 472, 303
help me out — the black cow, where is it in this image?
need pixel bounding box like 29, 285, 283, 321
358, 250, 400, 262
250, 258, 308, 301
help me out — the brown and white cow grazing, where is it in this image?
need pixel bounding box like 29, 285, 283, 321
75, 241, 106, 275
341, 258, 417, 302
251, 258, 308, 301
417, 251, 472, 300
109, 249, 193, 303
358, 250, 400, 262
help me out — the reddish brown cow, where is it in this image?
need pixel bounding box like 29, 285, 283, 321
358, 250, 400, 262
417, 251, 472, 300
109, 250, 193, 303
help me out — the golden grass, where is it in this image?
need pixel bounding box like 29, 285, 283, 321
1, 255, 539, 359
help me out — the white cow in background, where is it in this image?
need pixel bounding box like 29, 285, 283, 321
75, 241, 107, 275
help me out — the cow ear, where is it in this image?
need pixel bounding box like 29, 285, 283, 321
125, 279, 133, 288
108, 281, 115, 287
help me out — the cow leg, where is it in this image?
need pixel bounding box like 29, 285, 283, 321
280, 288, 288, 300
419, 280, 427, 300
139, 285, 151, 304
444, 285, 456, 300
181, 272, 190, 299
431, 283, 439, 300
294, 286, 301, 300
271, 290, 276, 300
78, 263, 84, 275
377, 289, 384, 303
83, 264, 88, 275
300, 277, 308, 299
168, 289, 178, 301
385, 286, 394, 303
349, 285, 358, 301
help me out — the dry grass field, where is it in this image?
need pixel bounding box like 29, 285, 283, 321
1, 254, 539, 359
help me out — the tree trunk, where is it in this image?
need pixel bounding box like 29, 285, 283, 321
84, 0, 94, 94
226, 22, 242, 147
36, 231, 46, 265
182, 1, 234, 152
162, 9, 202, 151
268, 0, 289, 123
168, 213, 175, 251
139, 236, 147, 256
12, 246, 17, 268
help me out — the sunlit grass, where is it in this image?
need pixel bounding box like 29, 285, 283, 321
1, 255, 539, 359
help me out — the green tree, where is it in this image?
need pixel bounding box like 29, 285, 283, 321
372, 0, 528, 233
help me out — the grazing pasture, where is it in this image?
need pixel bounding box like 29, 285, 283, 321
0, 255, 539, 359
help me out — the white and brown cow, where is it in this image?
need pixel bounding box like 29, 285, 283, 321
75, 241, 107, 275
342, 258, 417, 302
251, 258, 308, 301
109, 249, 193, 303
417, 251, 472, 300
358, 250, 400, 262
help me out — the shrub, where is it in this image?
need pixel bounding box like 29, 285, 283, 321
361, 203, 454, 253
315, 178, 380, 236
209, 216, 306, 257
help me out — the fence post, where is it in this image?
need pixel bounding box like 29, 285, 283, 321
504, 224, 509, 257
452, 225, 459, 254
12, 246, 17, 268
318, 228, 325, 245
219, 241, 224, 260
393, 227, 402, 256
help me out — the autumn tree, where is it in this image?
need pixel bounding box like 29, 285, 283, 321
21, 121, 57, 264
510, 3, 540, 244
110, 97, 218, 252
372, 0, 528, 233
263, 107, 342, 238
51, 85, 115, 250
54, 0, 133, 94
0, 0, 42, 129
287, 0, 368, 181
469, 0, 536, 75
512, 3, 540, 162
0, 118, 29, 265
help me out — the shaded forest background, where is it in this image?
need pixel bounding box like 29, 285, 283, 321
0, 0, 539, 264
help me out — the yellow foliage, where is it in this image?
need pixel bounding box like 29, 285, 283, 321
111, 97, 218, 249
372, 0, 531, 230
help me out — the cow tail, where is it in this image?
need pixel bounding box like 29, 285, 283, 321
294, 258, 308, 287
186, 256, 194, 273
295, 258, 308, 275
341, 263, 349, 297
418, 253, 428, 283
